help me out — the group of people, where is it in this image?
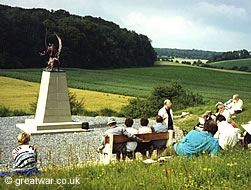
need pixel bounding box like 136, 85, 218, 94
193, 95, 245, 151
98, 116, 170, 160
99, 95, 249, 159
3, 95, 249, 176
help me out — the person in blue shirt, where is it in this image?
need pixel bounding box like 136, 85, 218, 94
174, 120, 219, 158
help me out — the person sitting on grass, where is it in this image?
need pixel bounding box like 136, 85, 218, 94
12, 132, 39, 176
136, 118, 153, 158
230, 94, 243, 114
214, 115, 240, 150
170, 120, 219, 158
194, 113, 209, 131
124, 118, 138, 159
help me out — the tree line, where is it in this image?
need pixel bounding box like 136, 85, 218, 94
0, 5, 156, 69
155, 48, 222, 60
207, 49, 251, 63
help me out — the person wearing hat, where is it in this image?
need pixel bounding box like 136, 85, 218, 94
98, 118, 142, 160
158, 99, 174, 130
215, 102, 224, 116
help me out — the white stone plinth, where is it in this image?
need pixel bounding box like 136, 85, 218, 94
16, 71, 87, 134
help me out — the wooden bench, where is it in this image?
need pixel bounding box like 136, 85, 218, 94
100, 131, 175, 164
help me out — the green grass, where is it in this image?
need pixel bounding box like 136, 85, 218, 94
208, 58, 251, 71
0, 147, 250, 189
0, 65, 251, 102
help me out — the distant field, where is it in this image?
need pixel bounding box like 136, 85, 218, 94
0, 65, 251, 103
208, 58, 251, 71
0, 76, 131, 111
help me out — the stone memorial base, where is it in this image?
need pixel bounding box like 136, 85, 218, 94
16, 71, 88, 134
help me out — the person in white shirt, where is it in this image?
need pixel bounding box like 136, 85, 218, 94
214, 115, 239, 149
136, 118, 152, 158
158, 99, 174, 130
124, 118, 138, 159
217, 104, 231, 122
230, 94, 243, 114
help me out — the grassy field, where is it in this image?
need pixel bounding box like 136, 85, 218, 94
208, 58, 251, 71
0, 76, 132, 112
1, 66, 251, 189
0, 147, 250, 189
0, 65, 251, 103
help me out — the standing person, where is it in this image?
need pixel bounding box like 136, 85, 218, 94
158, 99, 174, 130
174, 120, 219, 158
214, 115, 239, 150
98, 118, 141, 160
151, 116, 168, 153
124, 118, 138, 159
12, 133, 38, 175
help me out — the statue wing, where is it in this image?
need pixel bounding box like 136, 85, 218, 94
55, 33, 62, 59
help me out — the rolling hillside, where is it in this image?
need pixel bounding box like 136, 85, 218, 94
208, 58, 251, 71
1, 64, 251, 103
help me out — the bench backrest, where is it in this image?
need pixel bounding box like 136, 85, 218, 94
104, 132, 175, 144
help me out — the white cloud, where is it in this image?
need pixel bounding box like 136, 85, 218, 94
121, 11, 251, 51
197, 2, 248, 19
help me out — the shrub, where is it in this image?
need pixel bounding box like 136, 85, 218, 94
239, 66, 249, 71
232, 66, 239, 70
121, 81, 204, 118
98, 108, 118, 117
68, 91, 85, 114
0, 106, 30, 117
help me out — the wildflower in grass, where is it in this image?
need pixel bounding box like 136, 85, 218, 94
202, 151, 206, 154
237, 175, 240, 178
227, 163, 234, 167
208, 168, 212, 171
203, 168, 207, 171
189, 176, 192, 178
179, 173, 183, 175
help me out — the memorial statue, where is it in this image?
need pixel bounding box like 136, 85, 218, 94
39, 32, 62, 71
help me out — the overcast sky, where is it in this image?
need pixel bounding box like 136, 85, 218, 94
1, 0, 251, 51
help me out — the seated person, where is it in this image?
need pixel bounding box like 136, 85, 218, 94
217, 104, 231, 122
215, 102, 224, 116
214, 115, 240, 149
206, 111, 216, 121
150, 116, 168, 150
230, 94, 243, 114
136, 118, 152, 158
174, 120, 219, 158
12, 133, 38, 174
124, 118, 138, 159
194, 113, 209, 131
98, 118, 141, 160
